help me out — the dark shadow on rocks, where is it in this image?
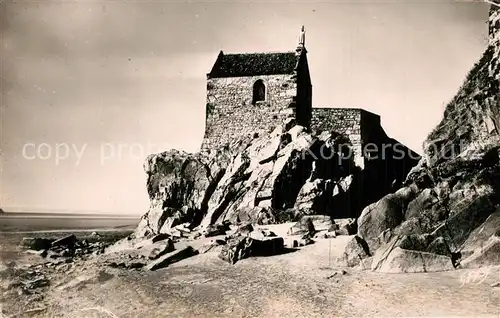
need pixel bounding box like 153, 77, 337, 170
272, 149, 314, 210
252, 247, 299, 257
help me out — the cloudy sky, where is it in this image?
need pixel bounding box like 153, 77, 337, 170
0, 0, 491, 214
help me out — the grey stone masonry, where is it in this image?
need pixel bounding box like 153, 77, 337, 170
202, 74, 297, 151
311, 108, 383, 168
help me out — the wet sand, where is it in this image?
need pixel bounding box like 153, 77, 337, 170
0, 213, 139, 232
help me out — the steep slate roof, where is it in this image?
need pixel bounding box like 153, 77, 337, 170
207, 51, 299, 78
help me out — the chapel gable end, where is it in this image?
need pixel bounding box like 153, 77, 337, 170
202, 27, 312, 151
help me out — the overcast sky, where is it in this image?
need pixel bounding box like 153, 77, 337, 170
0, 0, 491, 214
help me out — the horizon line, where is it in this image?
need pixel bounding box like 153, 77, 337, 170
0, 208, 142, 216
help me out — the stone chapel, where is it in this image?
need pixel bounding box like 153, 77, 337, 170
202, 26, 419, 170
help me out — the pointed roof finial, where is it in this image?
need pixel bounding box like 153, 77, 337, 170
298, 25, 305, 47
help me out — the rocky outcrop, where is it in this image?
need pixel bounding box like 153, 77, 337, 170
343, 6, 500, 273
425, 7, 500, 167
136, 120, 418, 238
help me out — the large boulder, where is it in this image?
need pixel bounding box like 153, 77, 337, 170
234, 223, 254, 236
294, 179, 332, 214
51, 234, 77, 249
357, 185, 419, 250
459, 210, 500, 268
218, 236, 254, 264
334, 218, 357, 236
341, 235, 371, 267
301, 215, 334, 232
372, 247, 455, 273
20, 237, 53, 251
287, 216, 316, 236
147, 239, 175, 260
249, 229, 277, 240
461, 211, 500, 258
218, 236, 285, 264
460, 236, 500, 268
203, 223, 230, 237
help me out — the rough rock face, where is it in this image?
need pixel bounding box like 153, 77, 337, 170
345, 6, 500, 272
425, 6, 500, 166
136, 120, 417, 237
135, 147, 234, 237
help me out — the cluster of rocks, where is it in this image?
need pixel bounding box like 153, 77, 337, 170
218, 234, 284, 265
340, 161, 500, 273
2, 257, 75, 307
105, 234, 180, 270
202, 215, 353, 264
20, 233, 108, 262
6, 266, 50, 296
102, 214, 353, 270
8, 232, 127, 301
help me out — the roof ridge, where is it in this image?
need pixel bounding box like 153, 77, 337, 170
223, 51, 296, 55
208, 50, 299, 78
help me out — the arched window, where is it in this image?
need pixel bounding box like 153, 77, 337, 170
252, 80, 266, 104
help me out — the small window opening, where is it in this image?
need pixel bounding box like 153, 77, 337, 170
252, 80, 266, 104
